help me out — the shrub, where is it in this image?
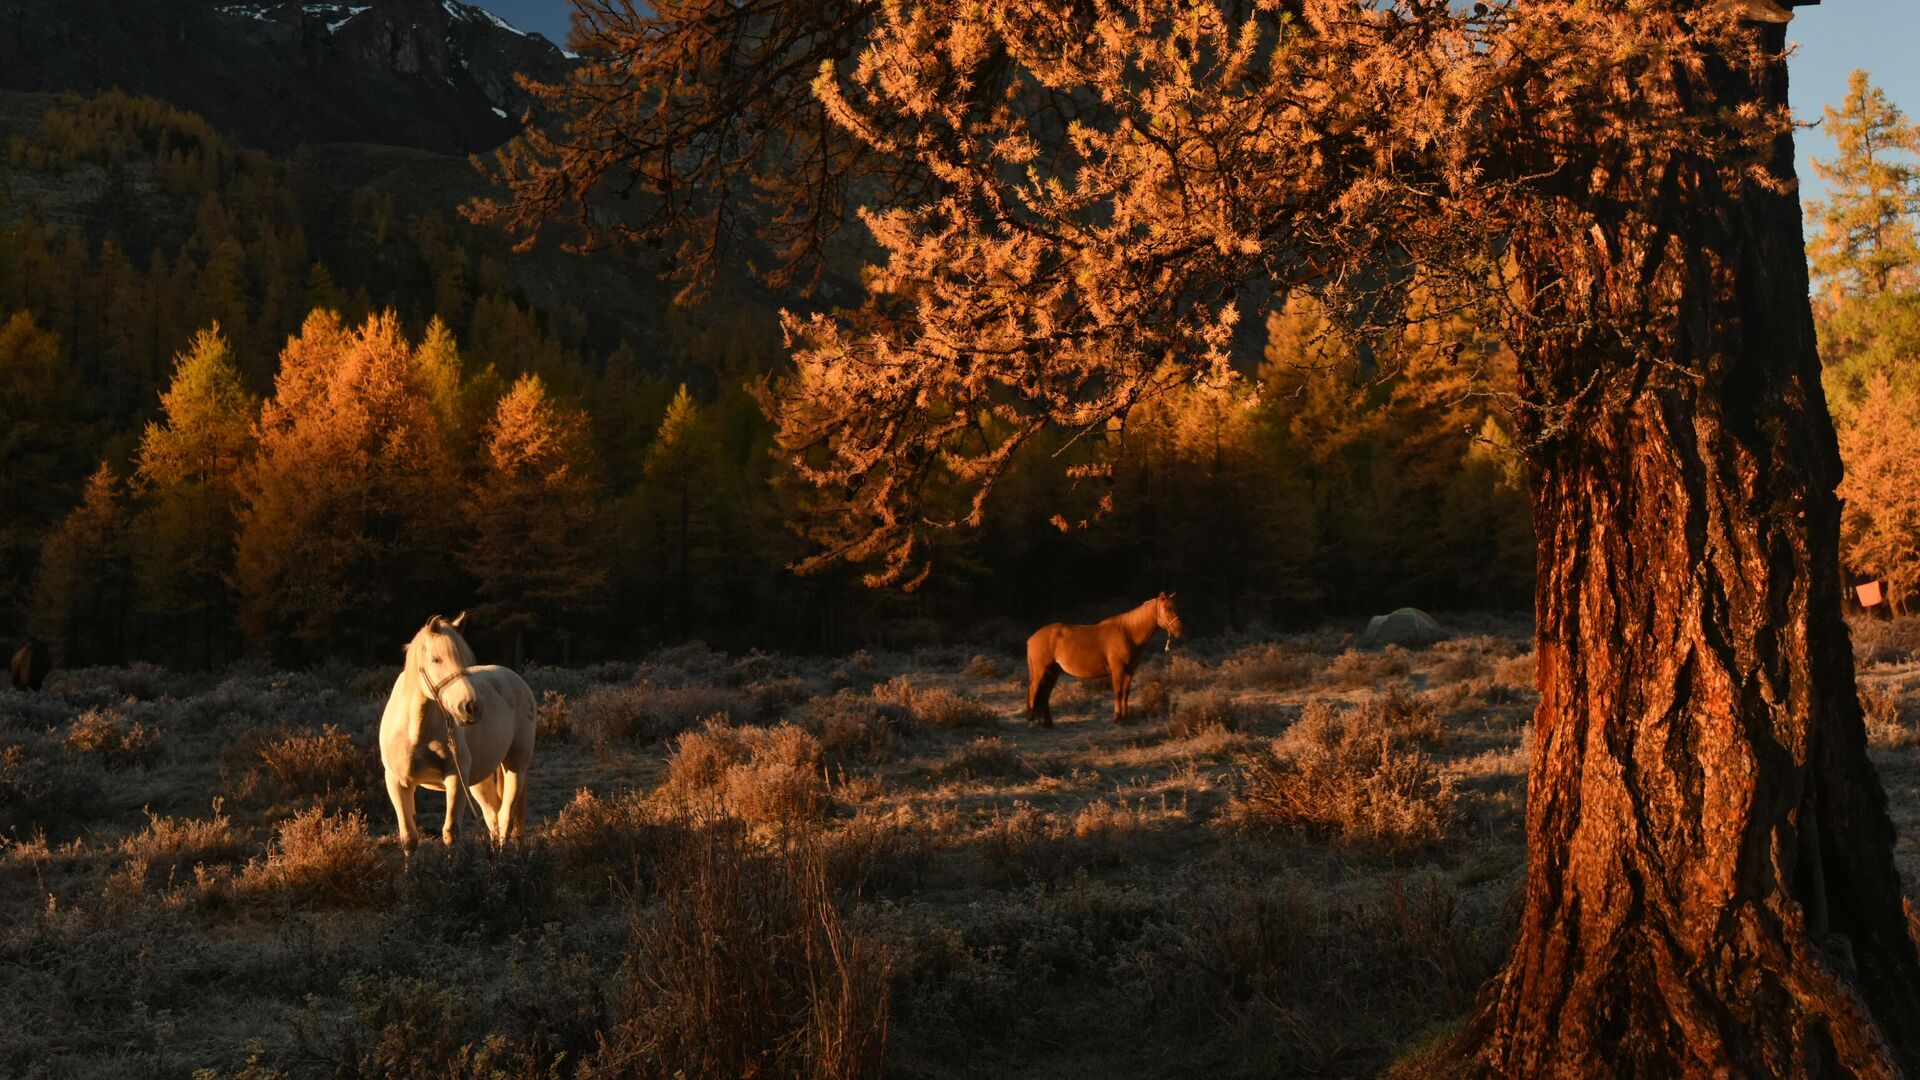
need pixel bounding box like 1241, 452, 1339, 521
398, 838, 559, 940
236, 806, 386, 906
589, 828, 890, 1079
536, 690, 574, 741
745, 676, 811, 720
577, 683, 749, 752
257, 724, 364, 797
1357, 689, 1446, 747
875, 676, 999, 730
1852, 616, 1920, 666
119, 804, 247, 890
801, 689, 913, 765
964, 654, 1011, 679
0, 741, 102, 835
547, 788, 674, 888
1231, 705, 1458, 850
1168, 690, 1238, 738
1322, 648, 1411, 690
1218, 643, 1317, 689
1130, 680, 1172, 721
1490, 653, 1536, 694
662, 720, 827, 825
938, 736, 1024, 781
63, 706, 159, 768
1862, 684, 1916, 748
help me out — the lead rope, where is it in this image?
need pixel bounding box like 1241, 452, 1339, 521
426, 667, 489, 829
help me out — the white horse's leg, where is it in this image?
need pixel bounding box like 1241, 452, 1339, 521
385, 770, 420, 854
498, 765, 527, 842
441, 773, 464, 844
471, 769, 506, 844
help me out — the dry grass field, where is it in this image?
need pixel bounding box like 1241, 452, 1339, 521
8, 615, 1920, 1079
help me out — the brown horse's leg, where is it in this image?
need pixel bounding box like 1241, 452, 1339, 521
1030, 664, 1061, 727
1113, 667, 1131, 725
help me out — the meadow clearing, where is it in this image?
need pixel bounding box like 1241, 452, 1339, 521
7, 614, 1920, 1079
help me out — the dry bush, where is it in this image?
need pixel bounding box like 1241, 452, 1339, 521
589, 827, 891, 1079
662, 719, 827, 825
1166, 653, 1214, 689
537, 690, 574, 741
119, 804, 247, 891
257, 724, 364, 797
1428, 654, 1491, 685
875, 676, 999, 730
1230, 705, 1458, 851
235, 806, 386, 906
576, 682, 749, 753
1218, 643, 1317, 689
1852, 616, 1920, 667
1490, 653, 1537, 694
1862, 684, 1917, 748
801, 689, 914, 765
296, 970, 581, 1080
1131, 680, 1172, 721
964, 654, 1010, 679
830, 649, 881, 689
938, 736, 1024, 781
1356, 689, 1447, 747
745, 676, 811, 720
1168, 690, 1238, 738
398, 838, 560, 940
547, 788, 675, 888
0, 741, 102, 835
1321, 648, 1412, 690
63, 706, 159, 768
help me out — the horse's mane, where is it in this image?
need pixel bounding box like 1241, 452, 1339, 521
1114, 597, 1160, 639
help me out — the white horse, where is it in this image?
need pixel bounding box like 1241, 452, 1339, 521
379, 612, 536, 852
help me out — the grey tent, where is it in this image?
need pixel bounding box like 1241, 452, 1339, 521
1362, 607, 1441, 647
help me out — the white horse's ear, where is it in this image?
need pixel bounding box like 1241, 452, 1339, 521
451, 611, 468, 630
428, 614, 446, 630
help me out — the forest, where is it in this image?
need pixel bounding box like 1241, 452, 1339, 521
3, 2, 1920, 1076
0, 90, 1544, 666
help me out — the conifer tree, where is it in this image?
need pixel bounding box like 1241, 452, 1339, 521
234, 310, 463, 660
133, 325, 258, 665
465, 374, 606, 664
640, 385, 727, 638
1838, 372, 1920, 611
31, 463, 133, 666
0, 311, 84, 630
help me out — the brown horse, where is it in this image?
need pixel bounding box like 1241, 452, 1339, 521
1026, 593, 1184, 726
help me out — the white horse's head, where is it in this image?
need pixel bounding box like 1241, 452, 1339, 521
408, 612, 480, 724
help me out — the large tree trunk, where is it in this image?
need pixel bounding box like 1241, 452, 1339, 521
1460, 12, 1920, 1075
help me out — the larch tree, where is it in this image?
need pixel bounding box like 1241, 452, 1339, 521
637, 384, 728, 639
1806, 69, 1920, 418
133, 324, 258, 666
1836, 373, 1920, 613
234, 310, 465, 660
31, 462, 133, 666
0, 310, 83, 631
465, 373, 607, 666
480, 0, 1920, 1070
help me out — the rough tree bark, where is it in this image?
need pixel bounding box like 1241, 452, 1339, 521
1461, 10, 1920, 1075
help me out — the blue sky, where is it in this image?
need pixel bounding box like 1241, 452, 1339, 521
477, 0, 1917, 208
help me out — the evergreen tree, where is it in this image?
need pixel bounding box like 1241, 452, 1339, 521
133, 325, 258, 665
30, 462, 133, 666
234, 310, 463, 660
638, 385, 728, 639
465, 374, 606, 665
0, 311, 85, 630
1838, 373, 1920, 611
1807, 70, 1920, 418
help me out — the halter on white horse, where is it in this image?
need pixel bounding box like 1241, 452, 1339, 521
416, 614, 487, 824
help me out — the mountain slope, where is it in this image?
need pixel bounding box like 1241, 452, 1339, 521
0, 0, 574, 154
